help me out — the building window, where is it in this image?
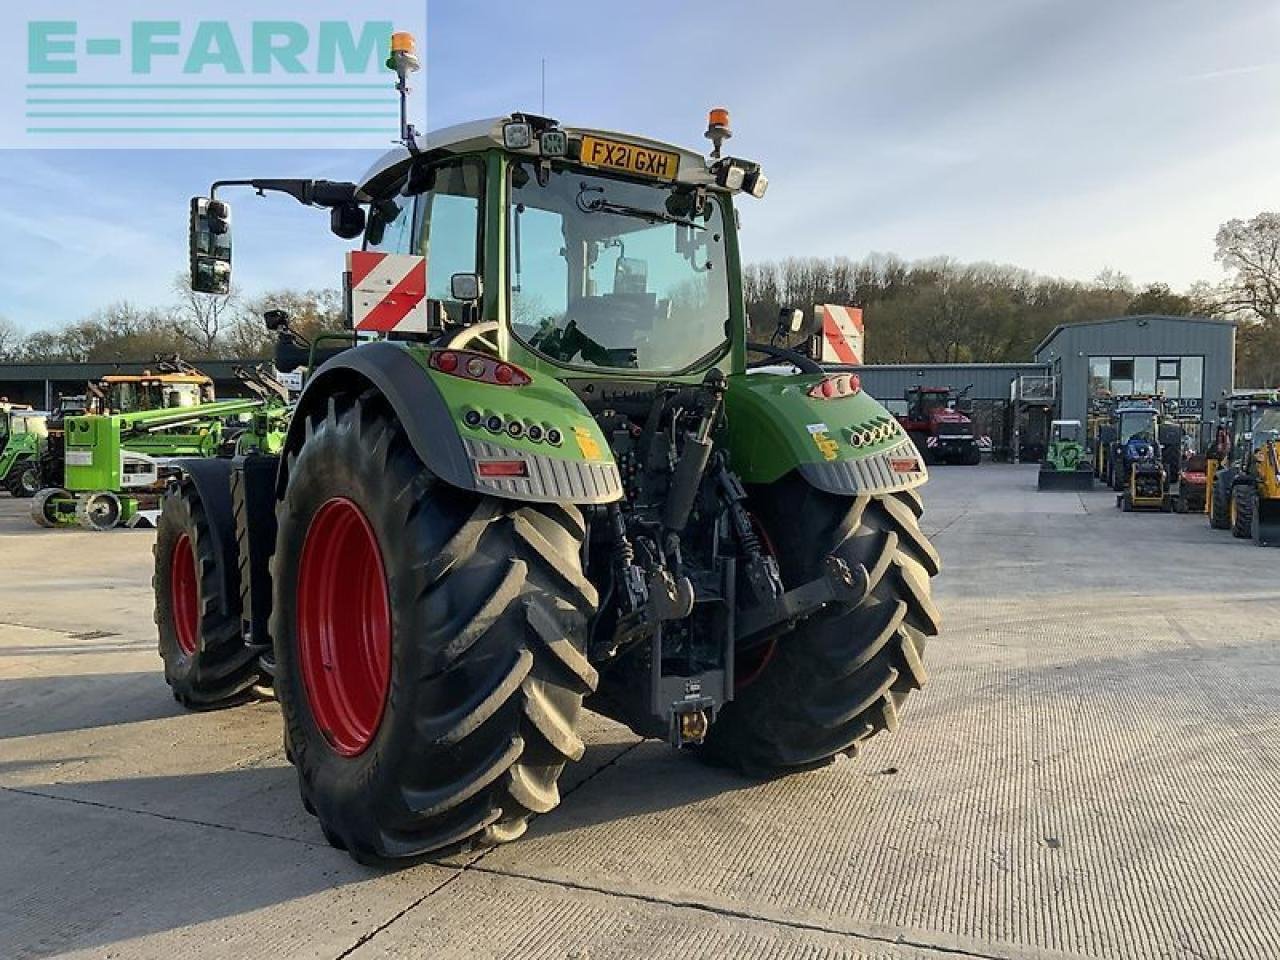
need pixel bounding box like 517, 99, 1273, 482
1134, 357, 1156, 395
1088, 355, 1206, 415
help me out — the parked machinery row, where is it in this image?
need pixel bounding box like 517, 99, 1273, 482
0, 358, 291, 530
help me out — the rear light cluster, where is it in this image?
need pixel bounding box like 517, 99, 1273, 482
430, 349, 531, 386
462, 408, 562, 447
807, 373, 861, 400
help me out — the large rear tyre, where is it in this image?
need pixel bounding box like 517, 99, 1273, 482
154, 478, 261, 708
702, 476, 941, 777
1231, 484, 1254, 540
272, 390, 598, 865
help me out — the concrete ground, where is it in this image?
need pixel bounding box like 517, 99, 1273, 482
1, 466, 1278, 960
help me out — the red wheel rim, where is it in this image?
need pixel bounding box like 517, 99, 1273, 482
171, 534, 199, 657
296, 498, 392, 757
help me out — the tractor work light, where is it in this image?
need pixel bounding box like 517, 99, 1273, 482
539, 130, 568, 157
430, 350, 532, 387
712, 158, 766, 197
744, 168, 769, 199
503, 122, 533, 150
808, 373, 862, 400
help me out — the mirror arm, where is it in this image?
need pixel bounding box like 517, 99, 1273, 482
210, 179, 362, 208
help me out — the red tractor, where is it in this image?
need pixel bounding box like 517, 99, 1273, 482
897, 386, 980, 465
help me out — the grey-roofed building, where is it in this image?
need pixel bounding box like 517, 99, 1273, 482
1033, 315, 1235, 426
0, 360, 264, 409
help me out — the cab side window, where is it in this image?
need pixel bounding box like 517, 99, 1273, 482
419, 159, 484, 302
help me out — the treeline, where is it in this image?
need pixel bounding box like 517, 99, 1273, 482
744, 256, 1206, 363
0, 282, 342, 365
745, 211, 1280, 388
2, 213, 1277, 387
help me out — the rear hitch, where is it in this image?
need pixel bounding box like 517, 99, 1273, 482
735, 555, 869, 647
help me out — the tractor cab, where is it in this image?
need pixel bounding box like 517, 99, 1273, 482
1049, 420, 1083, 445
97, 374, 214, 414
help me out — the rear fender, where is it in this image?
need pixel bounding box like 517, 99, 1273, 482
278, 341, 622, 506
724, 372, 927, 496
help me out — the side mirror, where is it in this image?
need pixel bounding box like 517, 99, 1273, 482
263, 309, 290, 331
450, 273, 482, 302
776, 307, 811, 337
189, 196, 232, 295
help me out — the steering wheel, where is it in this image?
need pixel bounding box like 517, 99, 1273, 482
443, 321, 500, 356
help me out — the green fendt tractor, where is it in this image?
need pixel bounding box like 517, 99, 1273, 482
1037, 420, 1092, 491
33, 363, 287, 530
0, 402, 47, 498
154, 43, 940, 866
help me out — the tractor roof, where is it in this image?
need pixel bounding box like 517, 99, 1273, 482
359, 116, 718, 196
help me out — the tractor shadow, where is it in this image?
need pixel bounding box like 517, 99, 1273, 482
0, 671, 186, 740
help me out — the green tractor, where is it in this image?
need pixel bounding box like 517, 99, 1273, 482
0, 402, 47, 498
1037, 420, 1093, 491
155, 57, 940, 865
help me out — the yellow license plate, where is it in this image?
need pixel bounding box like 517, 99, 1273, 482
579, 135, 679, 180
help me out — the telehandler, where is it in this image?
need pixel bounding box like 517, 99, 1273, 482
153, 33, 941, 865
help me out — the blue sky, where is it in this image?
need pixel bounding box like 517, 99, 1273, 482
2, 0, 1278, 333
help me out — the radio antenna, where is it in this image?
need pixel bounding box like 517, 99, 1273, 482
541, 58, 547, 113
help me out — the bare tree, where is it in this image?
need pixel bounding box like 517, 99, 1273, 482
170, 273, 239, 357
1214, 212, 1280, 324
0, 316, 22, 361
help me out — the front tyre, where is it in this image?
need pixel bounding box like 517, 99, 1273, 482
703, 476, 942, 776
272, 391, 598, 865
1231, 484, 1255, 540
4, 459, 38, 498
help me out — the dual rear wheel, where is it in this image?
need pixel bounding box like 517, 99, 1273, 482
155, 390, 939, 864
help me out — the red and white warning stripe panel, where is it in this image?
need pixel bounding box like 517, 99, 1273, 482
816, 304, 864, 365
348, 251, 430, 333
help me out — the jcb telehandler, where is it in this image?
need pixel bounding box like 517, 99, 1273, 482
153, 34, 941, 866
1207, 391, 1280, 545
